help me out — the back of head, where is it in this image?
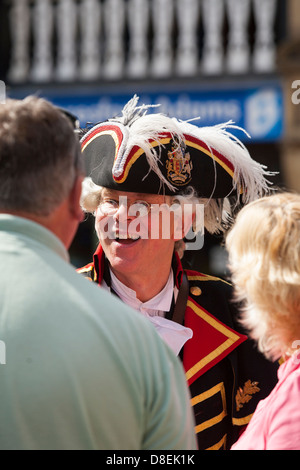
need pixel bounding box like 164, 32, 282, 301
226, 192, 300, 360
0, 96, 81, 216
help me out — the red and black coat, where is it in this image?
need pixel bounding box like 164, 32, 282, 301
78, 245, 278, 450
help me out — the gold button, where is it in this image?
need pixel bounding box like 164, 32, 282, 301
190, 286, 202, 296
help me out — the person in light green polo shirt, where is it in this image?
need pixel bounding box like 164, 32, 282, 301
0, 96, 196, 450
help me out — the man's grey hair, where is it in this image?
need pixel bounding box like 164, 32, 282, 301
80, 176, 233, 256
0, 96, 83, 216
81, 176, 231, 235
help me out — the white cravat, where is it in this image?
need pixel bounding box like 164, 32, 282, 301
102, 269, 193, 356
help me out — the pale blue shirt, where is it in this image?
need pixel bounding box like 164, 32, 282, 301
0, 215, 196, 450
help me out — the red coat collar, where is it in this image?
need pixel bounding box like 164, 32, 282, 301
183, 297, 246, 385
93, 243, 105, 283
172, 253, 246, 385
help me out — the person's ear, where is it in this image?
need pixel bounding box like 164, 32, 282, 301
69, 174, 84, 222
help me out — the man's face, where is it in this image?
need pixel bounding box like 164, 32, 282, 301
94, 188, 179, 280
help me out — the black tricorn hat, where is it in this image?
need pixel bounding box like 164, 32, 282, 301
80, 95, 273, 203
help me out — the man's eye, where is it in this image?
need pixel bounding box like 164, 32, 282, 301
99, 199, 119, 213
129, 201, 151, 217
104, 199, 118, 206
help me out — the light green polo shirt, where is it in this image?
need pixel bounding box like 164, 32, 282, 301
0, 215, 196, 450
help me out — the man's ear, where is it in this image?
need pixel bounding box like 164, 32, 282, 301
69, 174, 84, 222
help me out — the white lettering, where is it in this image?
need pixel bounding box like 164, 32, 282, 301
291, 80, 300, 105
97, 197, 205, 250
0, 340, 6, 364
106, 455, 140, 467
150, 454, 195, 464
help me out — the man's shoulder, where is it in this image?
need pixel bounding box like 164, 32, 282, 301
183, 267, 237, 326
185, 268, 233, 298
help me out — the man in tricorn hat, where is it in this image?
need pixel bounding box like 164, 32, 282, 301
78, 95, 278, 450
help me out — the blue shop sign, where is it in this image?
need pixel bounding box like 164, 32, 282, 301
44, 83, 284, 143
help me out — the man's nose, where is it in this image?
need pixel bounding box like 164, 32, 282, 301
113, 203, 127, 219
112, 197, 134, 221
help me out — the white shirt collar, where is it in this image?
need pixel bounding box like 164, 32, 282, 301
109, 268, 174, 317
102, 268, 193, 356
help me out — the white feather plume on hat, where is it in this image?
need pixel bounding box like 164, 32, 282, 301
175, 118, 273, 205
108, 95, 275, 234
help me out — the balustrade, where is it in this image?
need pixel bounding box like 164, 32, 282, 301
7, 0, 279, 83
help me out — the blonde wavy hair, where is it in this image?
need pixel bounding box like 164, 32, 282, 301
225, 192, 300, 361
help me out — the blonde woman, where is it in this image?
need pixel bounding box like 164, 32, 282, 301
226, 192, 300, 450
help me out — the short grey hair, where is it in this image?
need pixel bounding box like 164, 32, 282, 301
0, 96, 83, 216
